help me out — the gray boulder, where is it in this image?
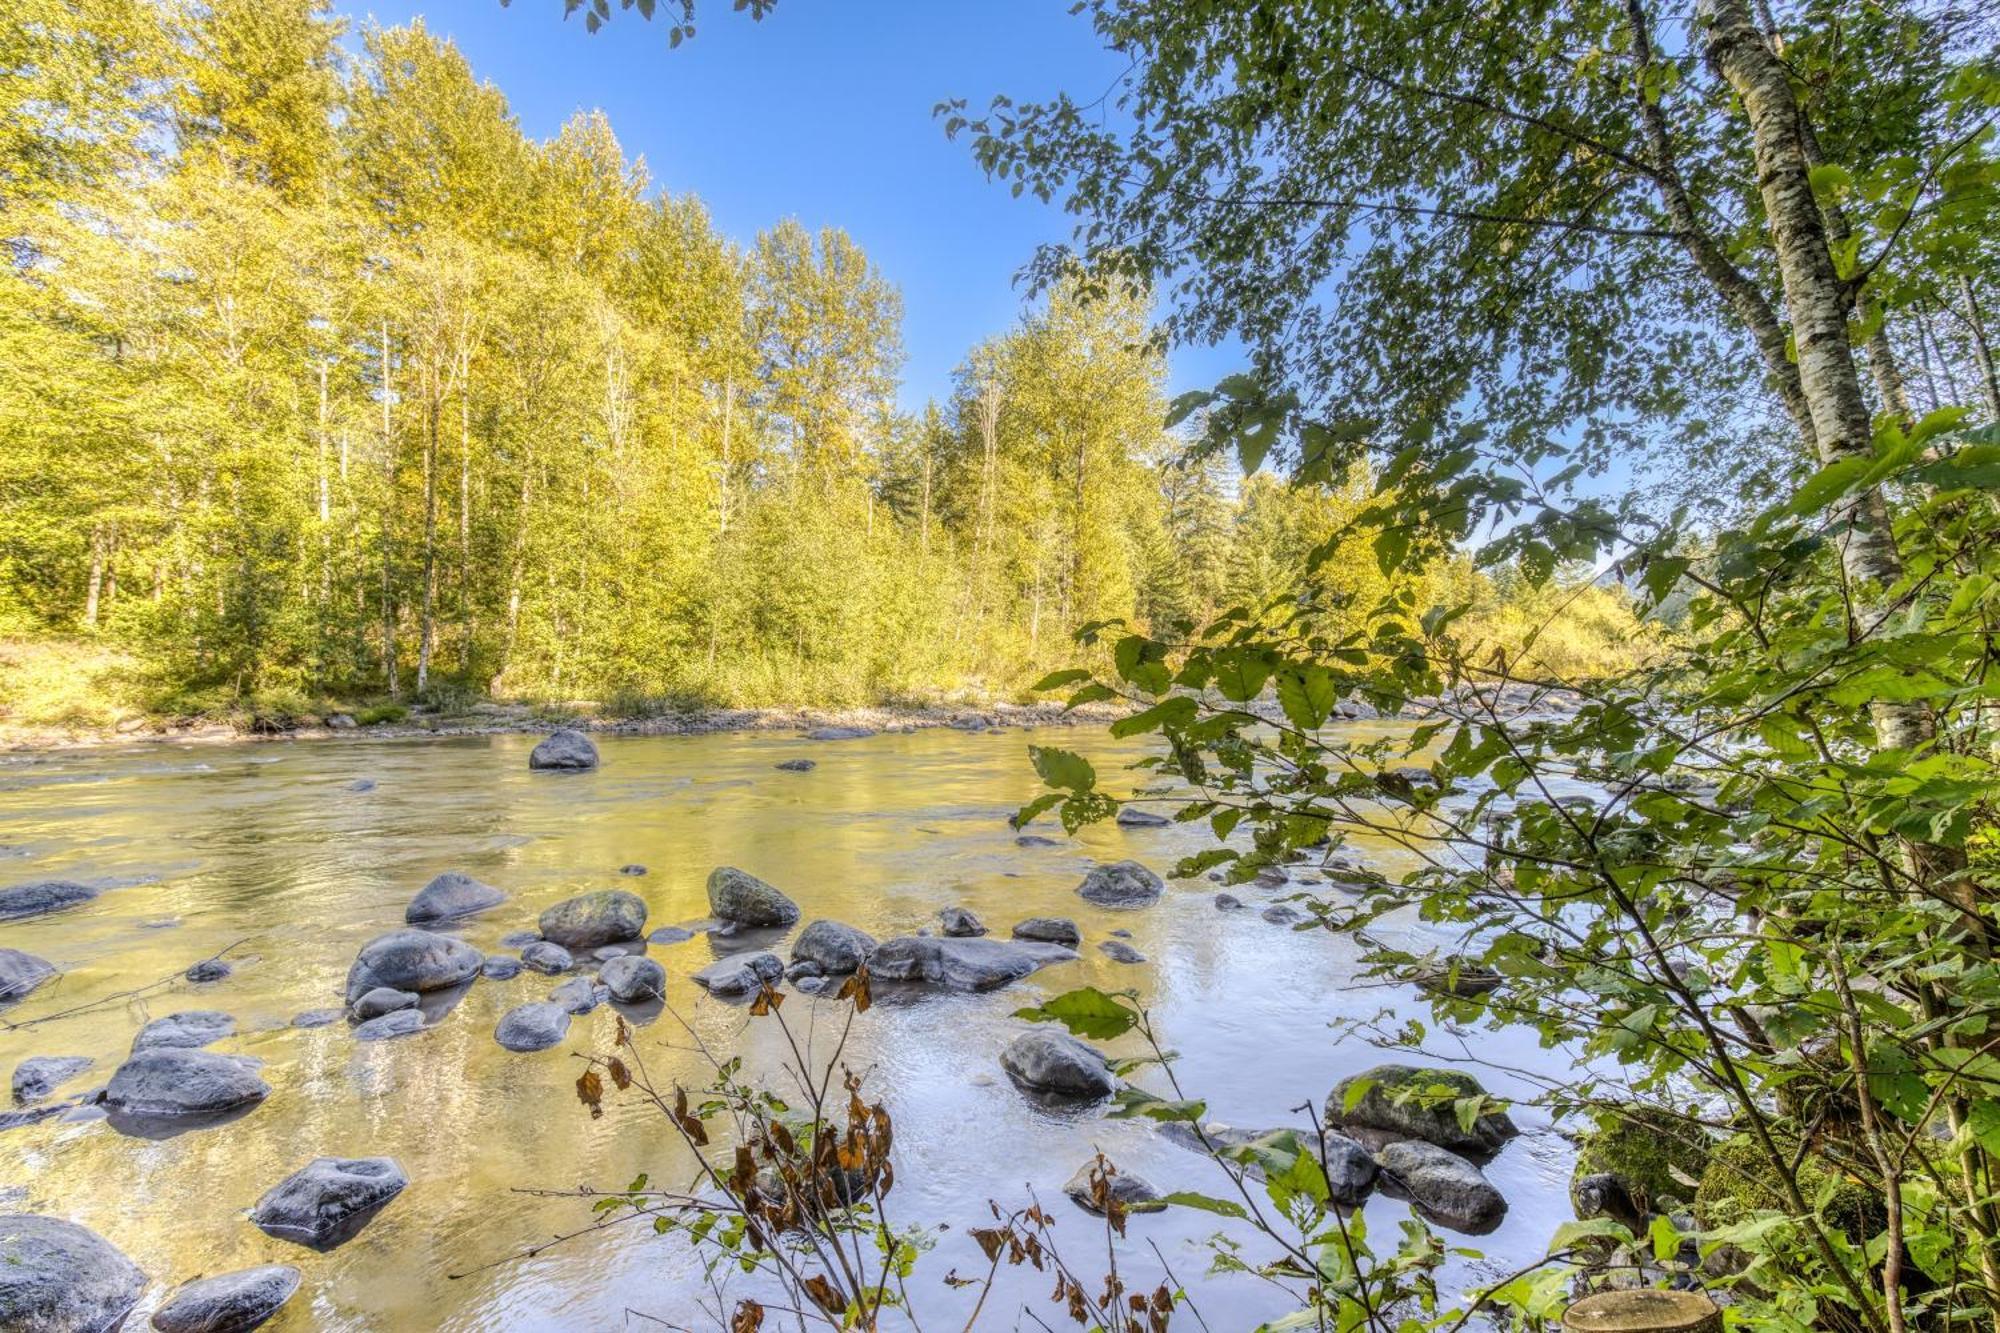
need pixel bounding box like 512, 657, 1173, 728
1076, 861, 1164, 907
600, 954, 665, 1003
867, 937, 1077, 992
131, 1011, 235, 1053
804, 726, 872, 741
1375, 1140, 1507, 1234
290, 1009, 342, 1029
350, 988, 419, 1021
0, 881, 98, 923
1062, 1161, 1163, 1215
480, 956, 522, 981
104, 1049, 268, 1119
0, 949, 57, 1003
1115, 806, 1170, 828
1158, 1122, 1377, 1206
790, 921, 874, 974
774, 758, 816, 771
495, 1002, 571, 1053
250, 1157, 407, 1250
705, 868, 799, 928
691, 952, 783, 997
11, 1057, 92, 1107
0, 1214, 145, 1332
183, 959, 232, 983
1098, 940, 1146, 964
405, 871, 506, 924
549, 978, 603, 1015
1000, 1030, 1114, 1100
538, 890, 648, 949
528, 728, 599, 771
938, 906, 986, 938
520, 942, 573, 974
342, 929, 482, 1005
1261, 904, 1304, 926
648, 925, 695, 945
1325, 1064, 1518, 1156
152, 1264, 301, 1333
351, 1010, 427, 1041
1011, 917, 1080, 948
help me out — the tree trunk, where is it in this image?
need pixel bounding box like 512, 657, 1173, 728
379, 319, 400, 699
83, 528, 104, 627
1960, 276, 2000, 421
415, 372, 440, 695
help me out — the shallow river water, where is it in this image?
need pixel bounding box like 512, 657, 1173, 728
0, 725, 1578, 1330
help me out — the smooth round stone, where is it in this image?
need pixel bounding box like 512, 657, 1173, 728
528, 728, 599, 771
1098, 940, 1146, 964
250, 1157, 408, 1250
790, 921, 875, 974
600, 954, 665, 1003
1011, 917, 1080, 948
184, 959, 233, 983
0, 1214, 146, 1332
104, 1049, 268, 1119
705, 868, 799, 929
537, 890, 647, 949
1000, 1030, 1114, 1100
342, 929, 482, 1005
549, 978, 602, 1015
128, 1007, 232, 1054
0, 949, 57, 1003
1076, 861, 1164, 907
405, 871, 506, 924
1374, 1140, 1507, 1235
479, 956, 522, 981
520, 942, 574, 975
690, 952, 783, 996
1261, 904, 1304, 926
350, 988, 419, 1021
352, 1009, 427, 1041
647, 926, 695, 945
494, 1002, 571, 1053
152, 1263, 301, 1333
1115, 806, 1170, 828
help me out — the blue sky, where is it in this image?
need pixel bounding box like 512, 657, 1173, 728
329, 0, 1242, 413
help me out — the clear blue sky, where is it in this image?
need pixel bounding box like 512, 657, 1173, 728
329, 0, 1241, 413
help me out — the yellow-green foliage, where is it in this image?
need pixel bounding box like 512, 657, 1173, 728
1694, 1132, 1882, 1243
1572, 1106, 1712, 1212
0, 637, 143, 731
1460, 567, 1665, 681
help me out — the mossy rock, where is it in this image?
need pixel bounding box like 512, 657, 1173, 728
1693, 1132, 1881, 1243
1570, 1106, 1712, 1220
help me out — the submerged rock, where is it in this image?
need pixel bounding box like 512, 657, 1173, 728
0, 880, 98, 922
1063, 1161, 1164, 1216
691, 952, 784, 997
344, 777, 375, 792
647, 925, 695, 945
600, 954, 666, 1003
520, 942, 574, 975
528, 728, 599, 771
1212, 893, 1244, 911
550, 978, 603, 1015
790, 921, 875, 975
867, 936, 1077, 992
351, 1009, 426, 1041
498, 929, 542, 949
152, 1264, 301, 1333
1261, 905, 1304, 926
104, 1049, 268, 1120
1374, 1140, 1507, 1234
1325, 1064, 1518, 1156
804, 726, 872, 741
1098, 940, 1146, 964
350, 988, 419, 1021
479, 955, 522, 981
938, 906, 986, 938
774, 758, 817, 771
11, 1056, 93, 1107
1014, 834, 1062, 848
706, 868, 799, 928
290, 1009, 343, 1030
1115, 806, 1170, 829
250, 1157, 408, 1250
494, 1002, 571, 1053
405, 871, 506, 924
999, 1030, 1114, 1101
343, 929, 482, 1005
1011, 918, 1080, 948
0, 1214, 146, 1333
538, 890, 648, 949
131, 1010, 235, 1053
1076, 861, 1163, 908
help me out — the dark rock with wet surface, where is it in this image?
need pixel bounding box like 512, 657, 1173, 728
937, 906, 986, 938
479, 955, 522, 981
867, 936, 1077, 992
343, 929, 482, 1005
774, 758, 816, 771
691, 952, 784, 996
11, 1056, 93, 1106
618, 864, 646, 876
105, 1049, 268, 1119
350, 988, 419, 1021
151, 1263, 301, 1333
1015, 834, 1061, 848
250, 1156, 408, 1250
520, 941, 573, 975
600, 954, 666, 1003
1115, 806, 1170, 828
1261, 904, 1304, 926
1098, 940, 1145, 964
0, 880, 98, 923
706, 867, 799, 929
528, 728, 598, 771
499, 929, 541, 949
184, 958, 233, 983
1000, 1030, 1114, 1100
351, 1009, 426, 1041
1062, 1162, 1163, 1215
791, 920, 874, 974
538, 889, 647, 949
495, 1002, 571, 1053
405, 871, 506, 924
1158, 1122, 1377, 1206
290, 1009, 342, 1029
648, 925, 695, 945
0, 1214, 146, 1333
1325, 1063, 1518, 1156
0, 950, 57, 1005
132, 1010, 235, 1053
1076, 861, 1163, 908
1374, 1139, 1507, 1234
1011, 917, 1080, 948
550, 977, 603, 1015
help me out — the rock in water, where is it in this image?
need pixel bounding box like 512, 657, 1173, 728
538, 890, 648, 948
0, 1214, 146, 1332
790, 921, 875, 974
999, 1030, 1115, 1100
131, 1011, 235, 1053
1261, 905, 1304, 926
867, 937, 1077, 992
405, 871, 506, 923
250, 1157, 408, 1250
351, 1010, 426, 1042
1076, 861, 1164, 907
104, 1049, 268, 1119
1163, 1122, 1377, 1205
549, 978, 602, 1015
184, 959, 232, 983
938, 906, 986, 937
152, 1264, 301, 1333
1374, 1140, 1507, 1234
1098, 940, 1146, 964
350, 988, 419, 1021
774, 758, 816, 771
290, 1009, 342, 1029
342, 929, 482, 1005
691, 952, 784, 996
479, 956, 522, 981
804, 726, 872, 741
494, 1002, 571, 1053
0, 880, 98, 923
10, 1057, 93, 1106
1062, 1161, 1164, 1215
1011, 918, 1080, 948
600, 954, 665, 1003
647, 925, 695, 945
1115, 806, 1170, 828
528, 728, 599, 771
0, 949, 57, 1004
520, 942, 573, 974
1015, 834, 1061, 848
705, 868, 799, 928
1212, 893, 1244, 910
1325, 1064, 1518, 1155
618, 864, 647, 876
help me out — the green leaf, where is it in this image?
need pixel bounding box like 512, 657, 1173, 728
1110, 695, 1198, 737
1013, 986, 1137, 1039
1157, 1191, 1248, 1219
1030, 746, 1096, 792
1031, 668, 1091, 692
1275, 664, 1336, 729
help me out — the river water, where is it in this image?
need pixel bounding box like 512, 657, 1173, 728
0, 725, 1577, 1329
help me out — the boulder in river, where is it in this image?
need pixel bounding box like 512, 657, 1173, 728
495, 1002, 571, 1053
705, 868, 799, 929
937, 906, 986, 938
183, 958, 232, 983
351, 1009, 427, 1041
600, 954, 666, 1003
1115, 806, 1170, 829
1063, 1160, 1164, 1216
0, 1214, 146, 1332
550, 977, 603, 1015
867, 936, 1077, 992
152, 1264, 301, 1333
250, 1156, 408, 1250
520, 941, 574, 975
0, 880, 98, 922
405, 871, 506, 924
131, 1010, 235, 1053
804, 725, 872, 741
0, 949, 57, 1004
691, 952, 784, 997
104, 1049, 268, 1120
1010, 917, 1079, 948
1374, 1139, 1507, 1234
790, 921, 875, 974
538, 890, 648, 948
11, 1056, 93, 1107
350, 988, 419, 1021
342, 929, 483, 1005
1212, 893, 1244, 911
774, 758, 816, 771
1157, 1122, 1377, 1206
1325, 1064, 1518, 1156
479, 955, 522, 981
999, 1030, 1114, 1101
1076, 861, 1164, 908
528, 728, 599, 771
